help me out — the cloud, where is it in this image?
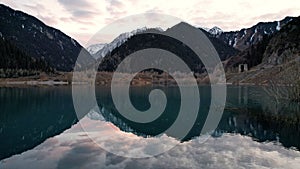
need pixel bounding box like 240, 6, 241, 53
37, 15, 58, 25
106, 0, 124, 9
252, 8, 300, 21
22, 3, 59, 25
57, 0, 103, 22
2, 115, 300, 169
57, 143, 104, 169
105, 0, 128, 22
1, 0, 300, 45
23, 3, 46, 11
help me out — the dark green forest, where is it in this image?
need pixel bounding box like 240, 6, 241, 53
0, 38, 53, 78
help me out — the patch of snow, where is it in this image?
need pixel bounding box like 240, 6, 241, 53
250, 34, 255, 42
233, 37, 237, 48
70, 38, 77, 47
21, 24, 24, 29
241, 29, 247, 39
250, 28, 257, 42
229, 40, 232, 46
46, 31, 53, 40
39, 26, 43, 33
276, 21, 281, 31
208, 26, 223, 35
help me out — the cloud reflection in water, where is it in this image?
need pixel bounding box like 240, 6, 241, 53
1, 113, 300, 169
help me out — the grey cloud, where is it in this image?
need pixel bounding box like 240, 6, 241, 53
58, 0, 94, 9
105, 152, 127, 166
105, 0, 127, 22
252, 8, 300, 21
57, 0, 101, 19
57, 143, 104, 169
106, 0, 124, 9
72, 10, 97, 18
22, 3, 58, 25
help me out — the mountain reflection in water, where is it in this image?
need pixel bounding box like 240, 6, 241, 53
0, 85, 300, 162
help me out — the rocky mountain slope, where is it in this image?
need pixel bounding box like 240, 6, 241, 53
226, 16, 300, 84
199, 27, 239, 60
0, 4, 93, 72
90, 17, 295, 67
209, 17, 294, 51
227, 16, 299, 69
261, 17, 300, 66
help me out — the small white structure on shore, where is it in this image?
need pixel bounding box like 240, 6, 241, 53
238, 64, 248, 73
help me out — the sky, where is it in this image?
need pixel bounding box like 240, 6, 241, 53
1, 0, 300, 46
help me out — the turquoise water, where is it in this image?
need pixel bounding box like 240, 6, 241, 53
0, 86, 300, 168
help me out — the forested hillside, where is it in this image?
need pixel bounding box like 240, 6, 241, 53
0, 38, 53, 78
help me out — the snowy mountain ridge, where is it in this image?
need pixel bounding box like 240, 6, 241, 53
89, 27, 163, 59
86, 44, 106, 55
206, 16, 294, 51
208, 26, 223, 35
87, 16, 295, 60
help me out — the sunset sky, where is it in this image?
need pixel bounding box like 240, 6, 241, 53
1, 0, 299, 46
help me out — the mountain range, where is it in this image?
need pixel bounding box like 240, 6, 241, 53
225, 17, 300, 68
89, 16, 295, 60
92, 16, 298, 75
209, 16, 294, 51
0, 3, 299, 84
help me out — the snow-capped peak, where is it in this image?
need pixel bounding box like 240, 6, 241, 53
90, 27, 163, 59
208, 26, 223, 35
86, 44, 106, 55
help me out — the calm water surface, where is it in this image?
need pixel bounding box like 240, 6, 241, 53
0, 85, 300, 168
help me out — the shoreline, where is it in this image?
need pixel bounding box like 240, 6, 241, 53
0, 80, 270, 87
0, 71, 291, 87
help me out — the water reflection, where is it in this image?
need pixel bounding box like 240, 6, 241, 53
0, 87, 77, 160
93, 85, 300, 149
0, 85, 300, 161
2, 117, 300, 169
